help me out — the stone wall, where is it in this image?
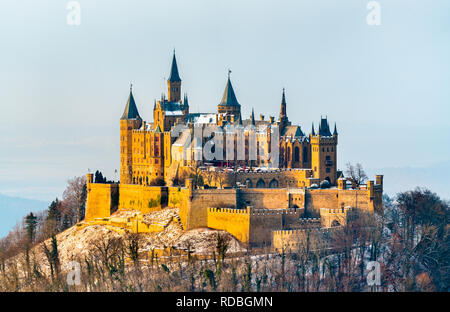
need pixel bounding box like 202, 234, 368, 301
85, 183, 119, 221
239, 189, 289, 209
207, 208, 251, 243
118, 184, 167, 213
186, 189, 237, 230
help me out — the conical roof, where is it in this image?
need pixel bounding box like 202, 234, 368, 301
168, 52, 181, 82
219, 77, 240, 107
121, 87, 141, 120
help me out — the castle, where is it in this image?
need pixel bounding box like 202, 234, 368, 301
85, 52, 383, 250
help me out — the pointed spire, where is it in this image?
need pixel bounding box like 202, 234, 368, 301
184, 93, 189, 106
280, 88, 287, 119
250, 108, 255, 125
168, 50, 181, 82
311, 122, 316, 136
219, 72, 240, 107
333, 123, 338, 135
121, 84, 141, 120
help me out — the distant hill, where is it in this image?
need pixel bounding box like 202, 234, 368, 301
367, 161, 450, 201
0, 194, 49, 238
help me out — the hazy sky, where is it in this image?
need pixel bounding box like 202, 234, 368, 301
0, 0, 449, 201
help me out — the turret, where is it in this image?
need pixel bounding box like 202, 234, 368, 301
120, 84, 142, 184
217, 70, 241, 120
310, 116, 338, 185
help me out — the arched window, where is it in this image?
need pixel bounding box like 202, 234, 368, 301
294, 147, 300, 162
244, 179, 253, 188
256, 179, 266, 188
331, 220, 341, 227
303, 146, 308, 162
269, 179, 279, 188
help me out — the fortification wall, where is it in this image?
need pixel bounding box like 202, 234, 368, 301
168, 186, 190, 229
305, 188, 374, 216
186, 189, 237, 230
320, 207, 354, 228
118, 184, 167, 213
202, 168, 315, 189
207, 208, 250, 243
239, 189, 289, 209
272, 228, 337, 253
85, 183, 119, 221
249, 209, 283, 246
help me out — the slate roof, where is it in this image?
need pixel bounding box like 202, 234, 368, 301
168, 52, 181, 82
121, 89, 141, 120
219, 78, 240, 107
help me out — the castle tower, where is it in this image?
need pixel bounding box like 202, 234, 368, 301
218, 71, 241, 121
167, 51, 181, 102
120, 85, 142, 184
310, 117, 338, 185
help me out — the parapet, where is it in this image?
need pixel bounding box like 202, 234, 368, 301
320, 207, 353, 214
208, 207, 250, 215
250, 208, 303, 216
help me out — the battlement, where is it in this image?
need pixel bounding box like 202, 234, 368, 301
208, 207, 249, 215
250, 208, 302, 216
273, 227, 336, 237
297, 217, 321, 222
320, 206, 353, 214
229, 168, 312, 175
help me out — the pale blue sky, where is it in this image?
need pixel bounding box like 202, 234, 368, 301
0, 0, 449, 201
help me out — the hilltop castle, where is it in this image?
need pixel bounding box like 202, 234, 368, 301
85, 52, 383, 250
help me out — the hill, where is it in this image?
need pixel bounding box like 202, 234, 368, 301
0, 194, 48, 238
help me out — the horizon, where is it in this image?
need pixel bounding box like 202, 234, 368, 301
1, 0, 449, 203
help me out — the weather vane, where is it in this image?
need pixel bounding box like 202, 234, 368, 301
228, 69, 232, 79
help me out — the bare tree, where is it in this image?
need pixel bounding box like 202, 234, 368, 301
345, 163, 368, 187
63, 176, 87, 223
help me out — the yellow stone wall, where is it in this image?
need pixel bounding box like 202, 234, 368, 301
118, 184, 167, 213
85, 181, 119, 222
207, 208, 251, 244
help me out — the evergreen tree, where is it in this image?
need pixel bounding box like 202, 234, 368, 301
24, 212, 38, 244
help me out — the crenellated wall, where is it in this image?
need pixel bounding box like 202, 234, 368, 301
272, 227, 338, 252
85, 173, 384, 247
207, 207, 251, 243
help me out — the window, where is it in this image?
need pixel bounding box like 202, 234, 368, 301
326, 168, 331, 173
294, 147, 300, 162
